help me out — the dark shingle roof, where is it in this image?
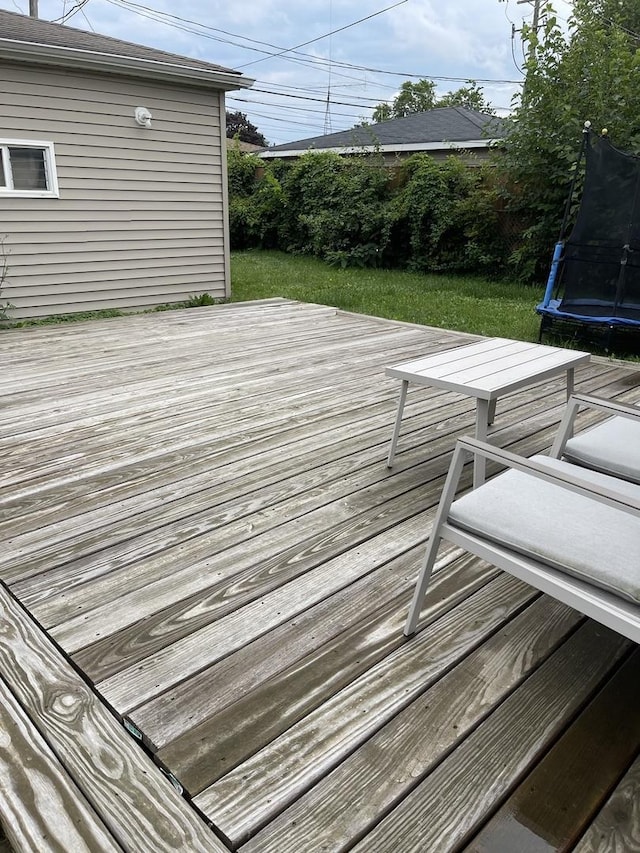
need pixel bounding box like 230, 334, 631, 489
0, 8, 240, 77
262, 107, 506, 155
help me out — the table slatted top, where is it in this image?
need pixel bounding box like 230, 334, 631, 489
385, 338, 590, 399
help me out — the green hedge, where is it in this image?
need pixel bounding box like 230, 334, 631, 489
227, 147, 512, 278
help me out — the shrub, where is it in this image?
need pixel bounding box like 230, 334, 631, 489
226, 149, 519, 277
279, 152, 390, 265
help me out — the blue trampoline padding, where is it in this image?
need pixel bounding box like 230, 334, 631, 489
536, 299, 640, 328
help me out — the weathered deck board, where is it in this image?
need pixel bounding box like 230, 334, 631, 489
345, 624, 631, 853
239, 595, 582, 853
17, 366, 625, 634
156, 551, 496, 786
573, 753, 640, 852
2, 300, 639, 850
463, 648, 640, 852
194, 574, 541, 842
0, 585, 228, 852
0, 675, 121, 853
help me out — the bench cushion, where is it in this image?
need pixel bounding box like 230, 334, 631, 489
448, 456, 640, 604
563, 415, 640, 484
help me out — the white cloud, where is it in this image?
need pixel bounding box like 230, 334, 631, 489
0, 0, 574, 143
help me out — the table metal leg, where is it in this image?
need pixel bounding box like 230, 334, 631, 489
488, 397, 497, 426
566, 368, 575, 401
473, 398, 490, 488
387, 380, 408, 468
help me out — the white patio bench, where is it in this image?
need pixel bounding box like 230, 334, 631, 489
550, 393, 640, 484
404, 437, 640, 643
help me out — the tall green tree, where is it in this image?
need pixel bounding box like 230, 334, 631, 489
372, 80, 437, 122
372, 79, 494, 122
226, 110, 267, 146
498, 0, 640, 280
435, 83, 495, 114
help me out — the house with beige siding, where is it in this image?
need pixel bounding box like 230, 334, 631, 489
0, 9, 252, 318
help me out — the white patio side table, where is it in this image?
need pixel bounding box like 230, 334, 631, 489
386, 338, 591, 488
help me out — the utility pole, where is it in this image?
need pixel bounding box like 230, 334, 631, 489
29, 0, 39, 17
517, 0, 541, 58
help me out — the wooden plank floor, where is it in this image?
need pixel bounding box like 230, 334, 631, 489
2, 299, 640, 852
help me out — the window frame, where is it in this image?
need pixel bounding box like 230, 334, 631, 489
0, 140, 60, 198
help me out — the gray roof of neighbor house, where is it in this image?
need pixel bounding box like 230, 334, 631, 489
0, 8, 253, 90
260, 106, 506, 158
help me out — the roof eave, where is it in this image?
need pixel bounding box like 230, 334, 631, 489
0, 38, 254, 91
260, 138, 502, 159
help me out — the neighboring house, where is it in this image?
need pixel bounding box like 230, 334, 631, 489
227, 139, 265, 154
0, 10, 252, 318
259, 106, 505, 165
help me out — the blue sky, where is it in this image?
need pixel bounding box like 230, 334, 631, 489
2, 0, 574, 144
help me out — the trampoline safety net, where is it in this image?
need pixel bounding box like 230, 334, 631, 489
558, 132, 640, 322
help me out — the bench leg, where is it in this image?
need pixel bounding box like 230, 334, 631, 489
387, 380, 409, 468
473, 398, 490, 488
404, 533, 443, 636
404, 445, 467, 636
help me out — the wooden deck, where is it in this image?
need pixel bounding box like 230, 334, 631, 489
2, 299, 640, 852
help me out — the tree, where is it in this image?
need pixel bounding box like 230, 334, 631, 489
435, 83, 495, 114
598, 0, 640, 49
372, 80, 437, 122
225, 110, 267, 146
497, 0, 640, 280
372, 79, 494, 122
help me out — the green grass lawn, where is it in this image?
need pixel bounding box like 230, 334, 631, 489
231, 250, 543, 342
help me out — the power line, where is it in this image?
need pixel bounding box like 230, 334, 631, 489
102, 0, 522, 85
79, 3, 95, 31
102, 0, 392, 90
51, 0, 91, 23
228, 108, 329, 131
227, 95, 362, 120
248, 85, 394, 110
238, 0, 409, 69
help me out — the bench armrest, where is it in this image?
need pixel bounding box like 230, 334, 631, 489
551, 394, 640, 459
567, 393, 640, 420
456, 436, 640, 517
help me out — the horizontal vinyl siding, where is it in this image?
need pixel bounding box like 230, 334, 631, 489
11, 258, 224, 284
0, 62, 228, 318
18, 286, 221, 318
8, 229, 223, 247
10, 263, 225, 293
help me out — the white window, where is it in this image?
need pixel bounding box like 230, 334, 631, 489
0, 140, 59, 198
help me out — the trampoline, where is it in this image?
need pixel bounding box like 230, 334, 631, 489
537, 124, 640, 351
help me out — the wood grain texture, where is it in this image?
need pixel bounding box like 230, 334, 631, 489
0, 675, 121, 853
346, 623, 630, 853
572, 753, 640, 853
0, 585, 228, 853
240, 595, 582, 853
129, 539, 466, 748
463, 649, 640, 853
2, 301, 639, 853
92, 486, 450, 710
157, 552, 494, 792
11, 383, 460, 610
52, 452, 451, 653
194, 573, 539, 845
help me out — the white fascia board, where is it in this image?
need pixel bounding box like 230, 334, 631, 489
259, 138, 501, 159
0, 39, 254, 91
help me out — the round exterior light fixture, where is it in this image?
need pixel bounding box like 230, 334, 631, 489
134, 107, 152, 128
